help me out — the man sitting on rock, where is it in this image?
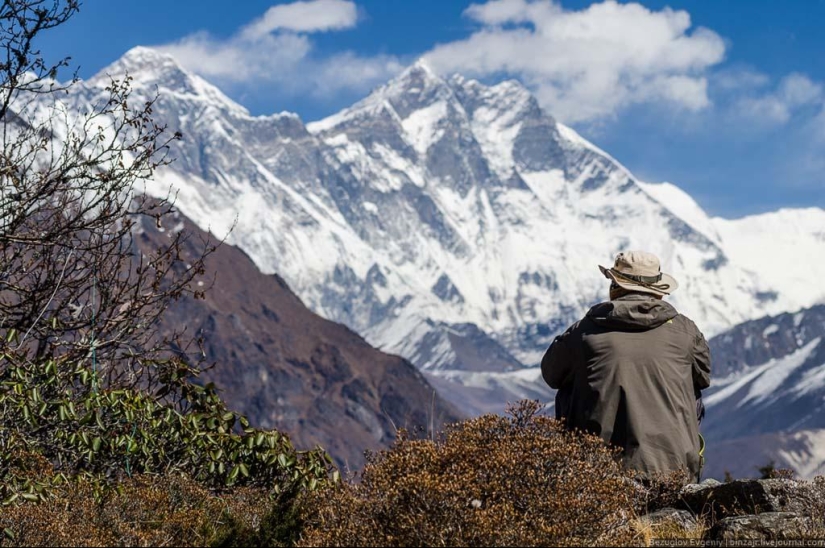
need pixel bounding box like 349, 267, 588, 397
541, 250, 710, 482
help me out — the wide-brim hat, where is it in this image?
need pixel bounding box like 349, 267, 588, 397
598, 250, 678, 297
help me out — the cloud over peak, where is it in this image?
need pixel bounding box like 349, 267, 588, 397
730, 72, 823, 126
155, 0, 401, 100
423, 0, 726, 122
151, 0, 824, 138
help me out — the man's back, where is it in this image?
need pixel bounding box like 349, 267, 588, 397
542, 294, 710, 480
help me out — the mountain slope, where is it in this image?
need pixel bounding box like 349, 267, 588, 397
704, 429, 825, 480
703, 305, 825, 440
137, 209, 462, 470
699, 305, 825, 478
75, 48, 825, 416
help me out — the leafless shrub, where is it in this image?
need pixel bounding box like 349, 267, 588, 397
0, 2, 215, 395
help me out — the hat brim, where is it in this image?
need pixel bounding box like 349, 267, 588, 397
599, 265, 679, 297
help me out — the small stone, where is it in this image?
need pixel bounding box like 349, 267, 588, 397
680, 478, 721, 496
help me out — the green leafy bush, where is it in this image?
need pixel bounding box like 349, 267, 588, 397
0, 350, 337, 546
0, 350, 337, 506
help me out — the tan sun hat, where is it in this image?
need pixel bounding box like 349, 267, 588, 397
598, 250, 678, 297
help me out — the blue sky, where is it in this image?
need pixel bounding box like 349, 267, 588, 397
39, 0, 825, 218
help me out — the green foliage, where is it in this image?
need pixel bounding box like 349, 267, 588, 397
0, 349, 336, 505
0, 348, 338, 545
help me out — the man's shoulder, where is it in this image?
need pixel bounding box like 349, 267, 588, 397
558, 315, 596, 340
670, 313, 706, 339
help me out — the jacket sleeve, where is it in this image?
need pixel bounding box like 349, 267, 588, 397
541, 328, 575, 390
691, 329, 711, 391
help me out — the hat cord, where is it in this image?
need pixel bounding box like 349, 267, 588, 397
610, 268, 672, 291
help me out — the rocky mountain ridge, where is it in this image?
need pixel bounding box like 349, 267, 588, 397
77, 48, 824, 371
52, 47, 825, 423
136, 209, 462, 470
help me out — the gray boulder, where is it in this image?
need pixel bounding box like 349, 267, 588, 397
678, 478, 825, 519
710, 512, 814, 541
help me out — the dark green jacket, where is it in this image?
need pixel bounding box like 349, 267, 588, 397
541, 294, 711, 480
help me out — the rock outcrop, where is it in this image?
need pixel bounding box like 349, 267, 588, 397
710, 513, 814, 542
646, 477, 825, 542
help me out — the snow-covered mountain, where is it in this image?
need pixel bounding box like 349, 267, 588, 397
704, 305, 825, 440
66, 47, 825, 415
702, 305, 825, 479
704, 429, 825, 480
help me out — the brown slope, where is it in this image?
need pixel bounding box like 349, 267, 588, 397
137, 211, 463, 470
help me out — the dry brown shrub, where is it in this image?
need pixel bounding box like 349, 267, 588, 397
0, 473, 284, 547
630, 469, 692, 514
299, 400, 641, 547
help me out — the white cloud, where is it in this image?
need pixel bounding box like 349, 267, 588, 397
734, 73, 823, 125
713, 67, 771, 92
159, 31, 313, 83
310, 51, 403, 96
816, 107, 825, 140
155, 0, 401, 98
423, 0, 726, 123
779, 73, 822, 108
241, 0, 358, 39
153, 0, 823, 135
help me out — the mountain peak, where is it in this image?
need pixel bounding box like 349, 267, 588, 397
380, 59, 450, 101
121, 45, 176, 65
93, 46, 184, 83
448, 73, 534, 116
308, 60, 453, 133
90, 47, 249, 117
397, 58, 439, 81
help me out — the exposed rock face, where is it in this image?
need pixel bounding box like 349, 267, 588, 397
677, 479, 825, 519
642, 507, 699, 532
708, 305, 825, 378
652, 478, 825, 542
137, 211, 463, 470
710, 513, 814, 542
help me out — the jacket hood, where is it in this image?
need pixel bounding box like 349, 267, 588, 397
586, 294, 678, 331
